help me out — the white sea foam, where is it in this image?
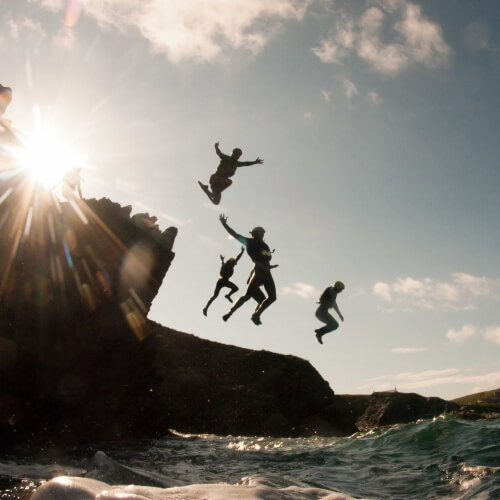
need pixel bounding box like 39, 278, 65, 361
30, 475, 357, 500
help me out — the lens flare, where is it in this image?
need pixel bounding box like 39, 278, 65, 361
17, 128, 85, 189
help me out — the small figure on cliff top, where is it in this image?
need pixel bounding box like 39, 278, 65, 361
0, 84, 12, 117
203, 246, 245, 316
219, 214, 278, 325
315, 281, 345, 344
198, 141, 263, 205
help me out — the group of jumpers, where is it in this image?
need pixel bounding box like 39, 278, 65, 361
0, 82, 345, 345
199, 141, 345, 344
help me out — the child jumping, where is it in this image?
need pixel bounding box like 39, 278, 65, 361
198, 141, 263, 205
203, 246, 245, 316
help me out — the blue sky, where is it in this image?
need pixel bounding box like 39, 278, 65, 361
1, 0, 499, 399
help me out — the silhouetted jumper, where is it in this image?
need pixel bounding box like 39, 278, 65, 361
198, 141, 263, 205
315, 281, 345, 344
219, 214, 278, 325
203, 246, 245, 316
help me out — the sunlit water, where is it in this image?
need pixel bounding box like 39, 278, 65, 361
0, 416, 498, 499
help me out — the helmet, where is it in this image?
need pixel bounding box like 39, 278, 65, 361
334, 281, 345, 291
250, 226, 265, 238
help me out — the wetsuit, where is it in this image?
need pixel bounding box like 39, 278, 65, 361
223, 235, 276, 323
315, 287, 339, 335
208, 151, 258, 204
203, 251, 243, 314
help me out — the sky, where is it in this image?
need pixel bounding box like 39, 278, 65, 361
1, 0, 499, 400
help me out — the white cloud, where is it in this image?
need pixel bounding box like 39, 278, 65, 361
303, 111, 313, 120
9, 17, 46, 40
367, 91, 381, 106
312, 0, 451, 75
342, 79, 358, 103
321, 89, 331, 103
42, 0, 310, 62
484, 326, 500, 346
446, 325, 478, 343
373, 273, 500, 311
373, 281, 391, 301
392, 347, 427, 354
53, 27, 76, 50
463, 20, 489, 52
281, 282, 318, 300
32, 0, 65, 11
452, 272, 493, 297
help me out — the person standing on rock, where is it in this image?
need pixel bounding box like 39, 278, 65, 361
315, 281, 345, 344
198, 141, 263, 205
203, 246, 245, 316
219, 214, 278, 325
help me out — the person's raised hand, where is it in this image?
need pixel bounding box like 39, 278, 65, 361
219, 213, 228, 225
255, 157, 264, 164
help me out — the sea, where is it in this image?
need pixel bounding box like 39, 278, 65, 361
0, 415, 498, 499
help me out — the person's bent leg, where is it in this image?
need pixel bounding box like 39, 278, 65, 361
209, 175, 232, 206
252, 275, 276, 324
315, 306, 339, 337
225, 281, 239, 302
223, 289, 251, 321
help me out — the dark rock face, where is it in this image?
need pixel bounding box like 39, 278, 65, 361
355, 392, 459, 430
146, 323, 357, 437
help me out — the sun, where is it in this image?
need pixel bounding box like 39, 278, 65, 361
17, 127, 85, 190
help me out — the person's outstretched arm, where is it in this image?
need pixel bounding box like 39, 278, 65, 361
237, 157, 264, 167
219, 214, 247, 245
234, 246, 245, 262
332, 300, 344, 322
214, 141, 229, 160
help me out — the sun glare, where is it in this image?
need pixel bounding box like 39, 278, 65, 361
17, 128, 85, 189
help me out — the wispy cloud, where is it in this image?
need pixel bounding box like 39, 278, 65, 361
367, 91, 381, 106
312, 0, 451, 75
446, 325, 478, 343
9, 17, 46, 40
343, 79, 358, 104
392, 347, 427, 354
35, 0, 311, 62
484, 326, 500, 346
321, 89, 331, 103
463, 20, 489, 52
281, 282, 319, 300
373, 273, 500, 311
359, 368, 500, 394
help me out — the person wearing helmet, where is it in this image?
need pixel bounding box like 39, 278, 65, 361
198, 141, 264, 205
0, 84, 12, 117
203, 246, 245, 316
219, 214, 278, 325
315, 281, 345, 344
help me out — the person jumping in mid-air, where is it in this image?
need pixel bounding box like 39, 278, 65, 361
198, 141, 263, 205
203, 246, 245, 316
315, 281, 345, 344
219, 214, 278, 325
